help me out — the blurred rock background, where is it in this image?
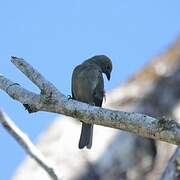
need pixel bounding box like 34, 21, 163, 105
13, 38, 180, 180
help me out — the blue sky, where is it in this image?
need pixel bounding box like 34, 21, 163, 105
0, 1, 179, 179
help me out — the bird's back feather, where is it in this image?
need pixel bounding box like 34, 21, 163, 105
71, 62, 105, 149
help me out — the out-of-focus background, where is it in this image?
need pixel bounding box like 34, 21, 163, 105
0, 1, 180, 180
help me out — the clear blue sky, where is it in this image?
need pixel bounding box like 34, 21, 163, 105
0, 1, 179, 179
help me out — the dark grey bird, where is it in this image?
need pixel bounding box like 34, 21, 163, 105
71, 55, 112, 149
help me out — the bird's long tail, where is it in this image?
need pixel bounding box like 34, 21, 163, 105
79, 123, 93, 149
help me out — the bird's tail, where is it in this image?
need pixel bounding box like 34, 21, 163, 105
79, 123, 93, 149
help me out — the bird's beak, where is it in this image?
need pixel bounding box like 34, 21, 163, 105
106, 71, 111, 80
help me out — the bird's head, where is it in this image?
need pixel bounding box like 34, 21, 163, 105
92, 55, 112, 80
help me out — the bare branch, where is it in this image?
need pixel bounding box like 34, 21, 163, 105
11, 56, 61, 96
160, 147, 180, 180
0, 57, 180, 145
0, 110, 62, 180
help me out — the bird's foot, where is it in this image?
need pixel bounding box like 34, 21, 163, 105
23, 104, 38, 113
67, 95, 73, 100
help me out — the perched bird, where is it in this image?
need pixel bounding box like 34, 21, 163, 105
71, 55, 112, 149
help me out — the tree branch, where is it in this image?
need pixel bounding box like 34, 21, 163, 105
160, 147, 180, 180
0, 110, 62, 180
0, 57, 180, 145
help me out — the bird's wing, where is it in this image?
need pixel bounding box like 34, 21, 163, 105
71, 64, 104, 107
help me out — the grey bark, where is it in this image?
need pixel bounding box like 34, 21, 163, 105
0, 57, 180, 145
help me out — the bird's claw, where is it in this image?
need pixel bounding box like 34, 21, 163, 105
67, 95, 73, 100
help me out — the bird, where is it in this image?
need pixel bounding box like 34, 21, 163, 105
71, 55, 112, 149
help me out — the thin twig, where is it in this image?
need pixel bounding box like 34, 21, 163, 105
160, 147, 180, 180
0, 110, 62, 180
